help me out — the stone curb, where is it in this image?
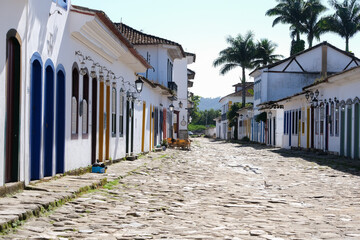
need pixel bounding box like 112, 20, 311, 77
0, 177, 107, 234
0, 152, 155, 235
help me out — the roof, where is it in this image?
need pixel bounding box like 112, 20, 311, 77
115, 23, 186, 58
219, 83, 254, 102
249, 41, 360, 76
187, 68, 195, 79
232, 82, 254, 88
71, 5, 151, 69
185, 52, 196, 62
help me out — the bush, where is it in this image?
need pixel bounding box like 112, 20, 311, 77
188, 124, 207, 132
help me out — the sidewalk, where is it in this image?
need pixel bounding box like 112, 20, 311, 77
0, 152, 158, 233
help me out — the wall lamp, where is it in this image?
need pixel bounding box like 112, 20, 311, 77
169, 104, 174, 112
179, 101, 183, 108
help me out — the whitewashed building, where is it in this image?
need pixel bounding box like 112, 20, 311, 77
251, 41, 360, 147
116, 23, 195, 143
216, 82, 254, 139
275, 66, 360, 159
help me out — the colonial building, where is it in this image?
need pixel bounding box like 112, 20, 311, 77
116, 23, 196, 142
250, 41, 360, 146
216, 82, 253, 139
0, 1, 195, 188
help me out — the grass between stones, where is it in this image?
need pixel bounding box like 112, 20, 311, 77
0, 178, 107, 236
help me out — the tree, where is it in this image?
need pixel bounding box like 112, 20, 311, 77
320, 0, 360, 51
266, 0, 305, 42
213, 31, 256, 107
189, 95, 201, 123
300, 0, 327, 47
253, 39, 283, 68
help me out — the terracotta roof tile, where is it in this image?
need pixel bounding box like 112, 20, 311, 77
115, 23, 185, 57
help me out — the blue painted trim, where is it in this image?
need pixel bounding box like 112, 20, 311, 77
52, 0, 68, 10
56, 64, 66, 77
30, 52, 43, 66
45, 59, 55, 71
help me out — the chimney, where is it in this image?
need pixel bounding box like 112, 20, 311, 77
321, 44, 327, 79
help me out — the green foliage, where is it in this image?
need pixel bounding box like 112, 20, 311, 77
291, 39, 305, 55
255, 112, 267, 123
227, 103, 242, 127
248, 89, 254, 96
188, 124, 207, 132
320, 0, 360, 51
189, 95, 221, 127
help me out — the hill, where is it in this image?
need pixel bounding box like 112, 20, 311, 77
198, 97, 221, 111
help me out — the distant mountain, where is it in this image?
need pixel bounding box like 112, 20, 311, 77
198, 97, 221, 111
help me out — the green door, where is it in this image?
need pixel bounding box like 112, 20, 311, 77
354, 103, 359, 159
340, 108, 345, 156
347, 106, 352, 157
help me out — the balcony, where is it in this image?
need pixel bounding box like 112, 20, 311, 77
168, 81, 178, 94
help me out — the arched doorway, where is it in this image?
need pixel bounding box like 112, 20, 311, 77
43, 60, 55, 177
5, 30, 21, 183
30, 53, 42, 180
56, 65, 66, 174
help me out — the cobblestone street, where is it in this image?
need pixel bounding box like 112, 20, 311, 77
4, 138, 360, 240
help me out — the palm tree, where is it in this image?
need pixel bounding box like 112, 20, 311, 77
321, 0, 360, 51
300, 0, 327, 47
266, 0, 305, 42
213, 31, 256, 107
253, 39, 283, 68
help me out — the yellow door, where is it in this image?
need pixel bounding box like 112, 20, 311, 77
141, 101, 146, 152
105, 85, 110, 159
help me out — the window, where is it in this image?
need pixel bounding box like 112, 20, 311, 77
52, 0, 68, 10
335, 103, 339, 136
254, 80, 261, 100
82, 100, 88, 134
320, 105, 324, 135
295, 111, 298, 135
315, 107, 319, 135
111, 87, 117, 137
301, 108, 305, 134
119, 88, 124, 137
284, 112, 287, 134
292, 111, 295, 135
71, 67, 79, 137
167, 59, 173, 83
82, 73, 89, 136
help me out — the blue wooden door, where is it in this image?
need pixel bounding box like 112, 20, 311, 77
56, 68, 65, 174
44, 63, 54, 177
30, 56, 42, 180
288, 111, 292, 146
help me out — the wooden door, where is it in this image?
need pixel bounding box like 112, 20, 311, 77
5, 36, 21, 183
55, 68, 66, 174
30, 57, 42, 180
43, 64, 55, 177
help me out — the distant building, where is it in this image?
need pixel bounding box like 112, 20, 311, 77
216, 82, 254, 139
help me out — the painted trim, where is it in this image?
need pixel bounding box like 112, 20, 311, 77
98, 82, 104, 161
149, 104, 152, 151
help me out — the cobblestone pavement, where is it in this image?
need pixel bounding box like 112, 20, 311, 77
3, 138, 360, 240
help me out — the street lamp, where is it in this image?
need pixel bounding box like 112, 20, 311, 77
135, 77, 144, 93
169, 104, 174, 112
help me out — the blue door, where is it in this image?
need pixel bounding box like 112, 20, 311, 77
44, 62, 54, 177
56, 67, 65, 173
30, 54, 42, 180
288, 111, 291, 146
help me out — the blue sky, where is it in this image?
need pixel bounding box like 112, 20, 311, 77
72, 0, 360, 98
